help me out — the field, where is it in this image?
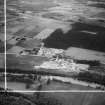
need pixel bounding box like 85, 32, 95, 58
0, 92, 105, 105
65, 47, 105, 62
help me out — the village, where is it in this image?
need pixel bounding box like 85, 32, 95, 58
6, 43, 105, 91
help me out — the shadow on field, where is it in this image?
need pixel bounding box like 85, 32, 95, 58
44, 22, 105, 52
